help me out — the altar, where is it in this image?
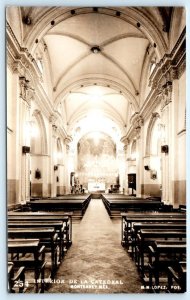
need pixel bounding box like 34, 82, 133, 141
88, 181, 105, 192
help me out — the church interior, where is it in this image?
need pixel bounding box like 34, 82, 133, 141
7, 6, 186, 294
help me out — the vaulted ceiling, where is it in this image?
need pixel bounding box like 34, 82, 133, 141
7, 6, 175, 145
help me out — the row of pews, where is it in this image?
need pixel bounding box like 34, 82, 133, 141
28, 194, 91, 217
121, 210, 186, 293
7, 194, 91, 293
101, 194, 163, 217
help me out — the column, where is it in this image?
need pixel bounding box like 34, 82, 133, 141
51, 124, 58, 197
19, 77, 35, 203
7, 65, 20, 205
135, 126, 144, 197
160, 81, 172, 204
64, 137, 74, 194
123, 144, 128, 195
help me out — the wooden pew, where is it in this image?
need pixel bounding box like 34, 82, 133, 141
121, 212, 186, 248
8, 262, 26, 293
102, 195, 163, 216
8, 212, 72, 248
8, 239, 46, 293
102, 194, 163, 216
131, 223, 186, 260
29, 199, 89, 216
148, 241, 186, 290
102, 194, 144, 200
44, 194, 91, 200
8, 228, 58, 278
137, 230, 186, 278
8, 221, 65, 261
168, 261, 186, 293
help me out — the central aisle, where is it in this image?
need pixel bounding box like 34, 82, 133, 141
47, 199, 143, 294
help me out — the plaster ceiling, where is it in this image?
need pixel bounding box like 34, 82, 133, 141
12, 7, 169, 143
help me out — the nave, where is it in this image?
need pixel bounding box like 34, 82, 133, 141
6, 6, 186, 295
47, 199, 143, 294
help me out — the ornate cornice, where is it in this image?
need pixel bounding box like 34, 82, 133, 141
130, 112, 144, 128
149, 28, 186, 89
121, 111, 144, 144
120, 135, 130, 145
7, 22, 55, 119
7, 22, 41, 80
140, 28, 185, 119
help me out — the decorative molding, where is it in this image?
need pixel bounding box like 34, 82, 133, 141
122, 112, 144, 140
7, 22, 55, 120
58, 126, 68, 140
49, 114, 57, 124
120, 135, 130, 145
123, 144, 128, 152
135, 126, 141, 139
19, 76, 35, 106
64, 136, 73, 145
130, 112, 144, 128
139, 29, 185, 120
149, 28, 185, 90
7, 22, 41, 81
52, 124, 58, 137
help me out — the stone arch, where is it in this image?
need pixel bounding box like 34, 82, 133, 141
54, 74, 139, 112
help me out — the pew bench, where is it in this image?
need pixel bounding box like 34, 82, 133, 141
8, 220, 65, 261
167, 261, 186, 293
8, 212, 72, 248
136, 229, 186, 278
148, 241, 186, 291
121, 212, 186, 248
131, 223, 186, 260
102, 196, 163, 217
8, 239, 46, 293
8, 228, 58, 278
29, 198, 90, 216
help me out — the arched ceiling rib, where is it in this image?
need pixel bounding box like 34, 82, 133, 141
66, 89, 128, 128
54, 75, 139, 112
46, 31, 92, 47
23, 7, 168, 57
45, 31, 147, 93
14, 6, 170, 144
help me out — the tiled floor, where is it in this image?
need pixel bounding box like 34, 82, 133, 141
47, 199, 143, 294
